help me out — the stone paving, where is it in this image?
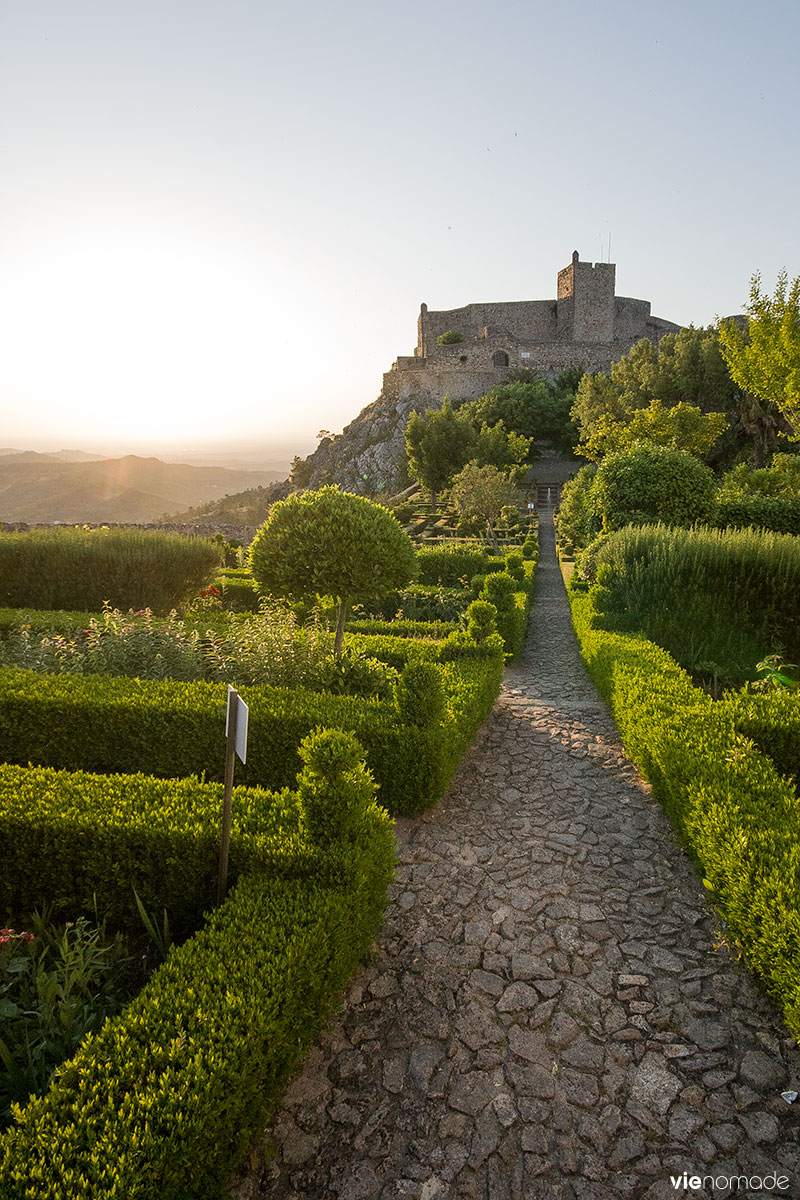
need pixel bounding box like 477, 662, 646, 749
233, 513, 800, 1200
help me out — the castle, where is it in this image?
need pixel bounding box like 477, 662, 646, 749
381, 250, 680, 408
299, 251, 682, 493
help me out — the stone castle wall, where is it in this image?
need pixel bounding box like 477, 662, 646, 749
302, 250, 682, 494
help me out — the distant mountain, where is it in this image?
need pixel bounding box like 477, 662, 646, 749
0, 453, 285, 524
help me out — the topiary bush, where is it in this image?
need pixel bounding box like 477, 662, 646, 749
0, 731, 395, 1198
592, 444, 715, 531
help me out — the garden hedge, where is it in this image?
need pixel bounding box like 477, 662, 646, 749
0, 730, 395, 1199
569, 588, 800, 1037
0, 649, 503, 817
712, 494, 800, 536
0, 527, 221, 615
0, 763, 307, 934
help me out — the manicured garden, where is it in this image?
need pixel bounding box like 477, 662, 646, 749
0, 495, 537, 1196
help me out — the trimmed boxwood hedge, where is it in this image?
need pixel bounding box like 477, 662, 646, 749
570, 589, 800, 1038
0, 649, 503, 817
0, 730, 395, 1199
0, 763, 307, 934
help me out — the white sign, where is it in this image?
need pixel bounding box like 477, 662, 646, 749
226, 685, 249, 764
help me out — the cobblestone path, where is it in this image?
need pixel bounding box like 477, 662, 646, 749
234, 514, 800, 1200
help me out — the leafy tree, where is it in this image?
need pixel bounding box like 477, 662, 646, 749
249, 487, 417, 655
555, 464, 598, 554
572, 327, 740, 446
592, 444, 715, 532
719, 270, 800, 435
718, 452, 800, 497
473, 421, 532, 479
404, 400, 475, 509
460, 377, 575, 450
450, 462, 518, 552
577, 400, 728, 463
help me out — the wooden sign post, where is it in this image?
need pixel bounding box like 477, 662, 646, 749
217, 685, 249, 904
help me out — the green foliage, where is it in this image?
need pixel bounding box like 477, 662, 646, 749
569, 589, 800, 1040
404, 401, 476, 503
296, 728, 377, 846
0, 762, 307, 933
393, 661, 446, 728
249, 487, 417, 654
0, 634, 503, 816
0, 528, 221, 616
472, 422, 532, 478
0, 602, 337, 692
718, 452, 800, 497
317, 649, 398, 700
713, 494, 800, 536
465, 599, 498, 643
0, 741, 395, 1198
436, 330, 464, 344
216, 574, 260, 612
1, 913, 136, 1127
416, 544, 491, 586
572, 327, 741, 461
450, 463, 519, 551
460, 377, 577, 452
555, 464, 598, 554
719, 270, 800, 434
592, 444, 715, 531
577, 400, 728, 463
583, 522, 800, 683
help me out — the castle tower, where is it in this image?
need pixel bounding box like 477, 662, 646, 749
557, 250, 616, 343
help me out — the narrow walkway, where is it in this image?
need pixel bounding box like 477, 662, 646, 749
234, 514, 800, 1200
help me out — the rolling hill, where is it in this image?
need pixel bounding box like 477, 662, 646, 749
0, 453, 285, 524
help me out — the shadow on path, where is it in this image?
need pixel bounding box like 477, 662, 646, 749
234, 512, 800, 1200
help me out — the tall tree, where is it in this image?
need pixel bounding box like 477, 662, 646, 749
404, 400, 475, 509
719, 270, 800, 435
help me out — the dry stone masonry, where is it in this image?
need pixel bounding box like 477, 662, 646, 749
232, 513, 800, 1200
302, 252, 680, 493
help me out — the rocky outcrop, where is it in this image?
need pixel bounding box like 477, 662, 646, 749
297, 388, 442, 495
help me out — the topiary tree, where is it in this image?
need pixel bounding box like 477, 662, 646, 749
591, 444, 715, 531
249, 487, 417, 656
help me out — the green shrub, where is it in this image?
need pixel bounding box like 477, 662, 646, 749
712, 495, 800, 536
465, 599, 498, 643
216, 575, 260, 613
0, 644, 503, 816
569, 590, 800, 1040
0, 763, 305, 934
0, 528, 221, 615
555, 464, 598, 553
436, 330, 464, 345
344, 618, 457, 640
416, 544, 490, 586
393, 661, 446, 728
0, 732, 395, 1198
592, 444, 715, 531
583, 523, 800, 680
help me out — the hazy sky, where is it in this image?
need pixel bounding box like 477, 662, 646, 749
2, 0, 798, 459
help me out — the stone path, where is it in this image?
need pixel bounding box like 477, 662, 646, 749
233, 513, 800, 1200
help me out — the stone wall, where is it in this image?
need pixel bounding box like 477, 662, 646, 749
297, 250, 683, 496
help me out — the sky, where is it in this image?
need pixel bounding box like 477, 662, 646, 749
2, 0, 798, 463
